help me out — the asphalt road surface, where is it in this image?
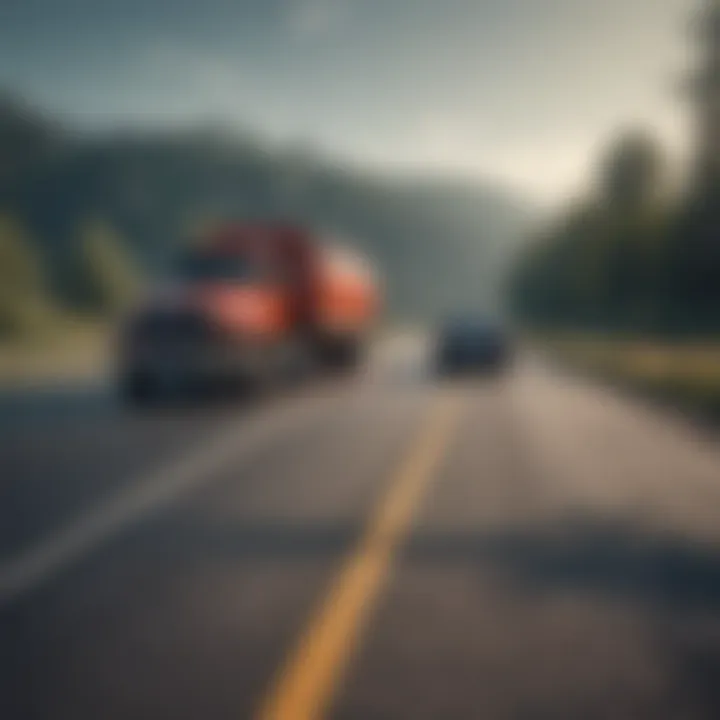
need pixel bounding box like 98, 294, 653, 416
2, 337, 720, 720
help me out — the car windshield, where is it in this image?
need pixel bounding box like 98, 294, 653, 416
445, 318, 494, 336
177, 252, 262, 283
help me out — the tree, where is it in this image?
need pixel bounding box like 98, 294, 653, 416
511, 128, 673, 333
599, 129, 666, 215
71, 219, 139, 315
0, 213, 52, 338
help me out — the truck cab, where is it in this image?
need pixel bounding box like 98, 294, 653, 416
118, 223, 379, 404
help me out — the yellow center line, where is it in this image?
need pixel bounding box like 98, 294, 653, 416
255, 392, 464, 720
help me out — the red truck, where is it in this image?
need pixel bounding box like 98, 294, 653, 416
118, 223, 380, 403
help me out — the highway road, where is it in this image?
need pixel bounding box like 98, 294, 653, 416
2, 336, 720, 719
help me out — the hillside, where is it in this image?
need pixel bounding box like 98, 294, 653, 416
0, 93, 535, 324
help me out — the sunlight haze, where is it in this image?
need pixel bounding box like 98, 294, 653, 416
0, 0, 697, 201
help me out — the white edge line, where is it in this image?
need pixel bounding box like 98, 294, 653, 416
0, 395, 336, 607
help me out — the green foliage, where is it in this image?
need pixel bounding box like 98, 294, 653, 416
70, 220, 139, 315
0, 213, 52, 338
599, 130, 666, 214
510, 128, 719, 337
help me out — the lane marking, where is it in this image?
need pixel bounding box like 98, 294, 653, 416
0, 393, 341, 608
256, 392, 464, 720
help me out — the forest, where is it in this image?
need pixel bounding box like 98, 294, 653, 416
510, 128, 720, 339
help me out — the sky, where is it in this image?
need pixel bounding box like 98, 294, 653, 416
0, 0, 700, 202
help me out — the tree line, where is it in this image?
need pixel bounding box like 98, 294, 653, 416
510, 129, 720, 338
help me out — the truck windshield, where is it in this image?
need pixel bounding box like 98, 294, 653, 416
177, 253, 263, 283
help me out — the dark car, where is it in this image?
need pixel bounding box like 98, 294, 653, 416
435, 317, 512, 375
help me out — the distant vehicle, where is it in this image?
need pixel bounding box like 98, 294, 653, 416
435, 317, 512, 375
118, 223, 380, 403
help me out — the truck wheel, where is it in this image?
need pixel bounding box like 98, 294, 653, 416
279, 337, 315, 385
119, 371, 159, 407
320, 338, 362, 374
340, 340, 361, 371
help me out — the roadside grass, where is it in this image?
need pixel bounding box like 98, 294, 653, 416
0, 319, 110, 387
542, 335, 720, 420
